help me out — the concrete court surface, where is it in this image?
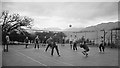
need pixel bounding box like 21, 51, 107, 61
2, 44, 118, 66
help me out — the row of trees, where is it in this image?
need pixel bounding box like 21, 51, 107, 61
9, 31, 67, 43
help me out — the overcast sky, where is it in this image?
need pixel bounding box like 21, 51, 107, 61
2, 1, 118, 30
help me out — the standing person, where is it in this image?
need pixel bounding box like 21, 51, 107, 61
34, 35, 40, 49
62, 37, 65, 46
73, 35, 78, 51
99, 41, 105, 53
51, 34, 60, 57
45, 37, 52, 52
24, 37, 29, 48
41, 36, 44, 46
81, 36, 85, 43
69, 35, 73, 49
80, 41, 89, 57
5, 35, 10, 52
43, 36, 47, 46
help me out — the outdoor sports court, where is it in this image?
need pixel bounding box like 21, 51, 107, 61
3, 44, 118, 66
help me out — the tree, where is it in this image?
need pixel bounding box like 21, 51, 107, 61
0, 10, 33, 51
0, 10, 33, 35
9, 28, 31, 42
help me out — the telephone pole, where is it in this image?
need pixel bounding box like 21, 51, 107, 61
111, 30, 113, 44
101, 29, 107, 46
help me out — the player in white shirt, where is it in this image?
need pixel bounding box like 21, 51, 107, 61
69, 35, 73, 49
73, 35, 78, 51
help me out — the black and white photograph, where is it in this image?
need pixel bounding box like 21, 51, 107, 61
0, 0, 120, 68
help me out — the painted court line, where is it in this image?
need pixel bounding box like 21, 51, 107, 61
34, 50, 74, 66
10, 47, 74, 66
10, 48, 47, 66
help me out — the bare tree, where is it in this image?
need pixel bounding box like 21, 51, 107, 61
0, 10, 34, 52
0, 10, 33, 35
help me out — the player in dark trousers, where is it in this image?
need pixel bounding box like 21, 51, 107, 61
73, 36, 78, 51
24, 37, 29, 48
43, 36, 47, 46
99, 41, 105, 53
73, 42, 77, 51
61, 37, 65, 46
80, 41, 89, 57
34, 35, 40, 49
3, 35, 10, 52
45, 37, 52, 52
51, 34, 60, 57
69, 35, 73, 49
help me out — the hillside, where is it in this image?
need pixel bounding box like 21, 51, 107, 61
82, 21, 118, 31
63, 27, 83, 31
63, 21, 119, 44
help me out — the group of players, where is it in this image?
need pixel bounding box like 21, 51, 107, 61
4, 33, 105, 57
24, 33, 105, 57
24, 34, 61, 56
69, 35, 90, 57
